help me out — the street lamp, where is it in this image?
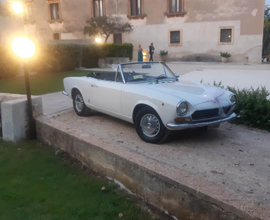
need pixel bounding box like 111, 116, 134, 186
11, 37, 36, 139
12, 1, 24, 14
11, 1, 36, 139
95, 37, 102, 43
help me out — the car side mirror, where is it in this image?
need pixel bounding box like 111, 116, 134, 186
174, 73, 180, 78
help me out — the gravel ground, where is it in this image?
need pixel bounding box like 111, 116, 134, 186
41, 62, 270, 209
52, 109, 270, 206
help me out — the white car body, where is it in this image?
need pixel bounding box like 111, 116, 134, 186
63, 62, 236, 143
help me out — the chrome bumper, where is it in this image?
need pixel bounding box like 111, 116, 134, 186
166, 113, 237, 130
62, 91, 69, 96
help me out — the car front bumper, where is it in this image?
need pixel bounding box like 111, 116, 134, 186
166, 113, 236, 131
62, 91, 69, 96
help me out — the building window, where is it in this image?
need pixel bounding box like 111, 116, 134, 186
166, 0, 185, 17
53, 33, 60, 40
169, 0, 182, 13
130, 0, 141, 16
169, 30, 182, 46
24, 5, 33, 21
170, 31, 180, 44
93, 0, 103, 17
50, 3, 60, 20
218, 27, 234, 45
113, 33, 122, 44
128, 0, 145, 19
220, 29, 232, 42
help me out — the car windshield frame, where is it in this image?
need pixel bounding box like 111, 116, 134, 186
119, 62, 177, 84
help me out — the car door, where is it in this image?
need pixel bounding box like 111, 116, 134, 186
89, 68, 123, 114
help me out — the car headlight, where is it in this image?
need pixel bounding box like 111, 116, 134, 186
176, 101, 188, 116
230, 94, 237, 104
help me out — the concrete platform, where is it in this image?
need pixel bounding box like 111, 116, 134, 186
38, 62, 270, 219
36, 109, 270, 220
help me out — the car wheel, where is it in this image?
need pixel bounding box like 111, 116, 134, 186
73, 90, 91, 116
135, 106, 168, 143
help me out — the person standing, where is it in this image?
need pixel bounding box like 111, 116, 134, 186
149, 43, 155, 61
138, 45, 143, 62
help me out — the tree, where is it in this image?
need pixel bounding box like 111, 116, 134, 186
84, 16, 133, 43
262, 6, 270, 59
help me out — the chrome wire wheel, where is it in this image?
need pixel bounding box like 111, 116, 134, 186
75, 94, 84, 112
140, 113, 161, 138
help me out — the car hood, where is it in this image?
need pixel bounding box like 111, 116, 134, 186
133, 80, 229, 108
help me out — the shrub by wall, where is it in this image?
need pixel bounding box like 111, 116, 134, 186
0, 46, 20, 79
211, 81, 270, 132
104, 43, 133, 61
81, 45, 99, 68
29, 44, 81, 74
1, 43, 134, 77
228, 86, 270, 131
81, 43, 133, 68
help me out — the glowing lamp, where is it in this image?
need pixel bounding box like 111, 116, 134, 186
11, 37, 36, 59
95, 37, 102, 43
12, 1, 24, 14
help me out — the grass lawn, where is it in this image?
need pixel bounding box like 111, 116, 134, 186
0, 71, 92, 95
0, 139, 156, 220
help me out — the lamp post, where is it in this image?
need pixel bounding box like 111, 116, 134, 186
11, 1, 36, 139
11, 37, 36, 139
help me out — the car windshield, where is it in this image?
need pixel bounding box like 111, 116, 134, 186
120, 62, 176, 83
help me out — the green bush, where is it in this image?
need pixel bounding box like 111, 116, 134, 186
104, 43, 133, 61
3, 43, 134, 76
81, 45, 99, 68
29, 44, 81, 74
0, 45, 20, 79
220, 52, 231, 58
208, 81, 270, 131
228, 86, 270, 131
81, 43, 133, 68
159, 50, 168, 56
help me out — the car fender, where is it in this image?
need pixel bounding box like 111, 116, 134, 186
132, 100, 171, 126
64, 77, 91, 101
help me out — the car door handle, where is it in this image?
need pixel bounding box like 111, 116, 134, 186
91, 84, 98, 88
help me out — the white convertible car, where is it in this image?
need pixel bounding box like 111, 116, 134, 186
63, 62, 236, 143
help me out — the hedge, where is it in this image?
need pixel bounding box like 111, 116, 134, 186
211, 81, 270, 132
228, 86, 270, 131
81, 45, 99, 68
1, 43, 134, 77
0, 46, 20, 79
29, 44, 81, 74
104, 43, 133, 61
82, 43, 133, 68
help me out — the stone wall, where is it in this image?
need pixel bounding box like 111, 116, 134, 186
0, 93, 43, 141
0, 94, 25, 137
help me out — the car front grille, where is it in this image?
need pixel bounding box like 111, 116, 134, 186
192, 108, 219, 120
223, 105, 231, 114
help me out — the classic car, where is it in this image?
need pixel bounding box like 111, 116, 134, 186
63, 62, 236, 143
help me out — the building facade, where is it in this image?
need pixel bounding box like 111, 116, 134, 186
23, 0, 265, 63
0, 0, 24, 45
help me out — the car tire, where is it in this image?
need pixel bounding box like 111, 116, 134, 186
72, 89, 91, 116
135, 106, 168, 143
